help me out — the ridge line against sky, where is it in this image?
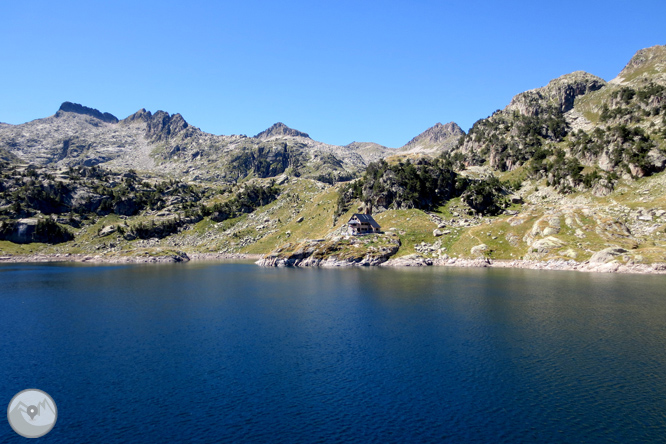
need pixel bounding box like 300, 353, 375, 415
1, 0, 665, 147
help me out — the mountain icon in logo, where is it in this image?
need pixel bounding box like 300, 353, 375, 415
7, 389, 57, 438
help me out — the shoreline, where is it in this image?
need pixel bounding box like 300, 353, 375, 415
431, 257, 666, 275
1, 252, 665, 274
256, 254, 666, 275
0, 252, 262, 264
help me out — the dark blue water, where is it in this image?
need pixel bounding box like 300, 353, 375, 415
1, 263, 666, 443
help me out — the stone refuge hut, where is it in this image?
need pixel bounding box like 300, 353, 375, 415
347, 213, 381, 235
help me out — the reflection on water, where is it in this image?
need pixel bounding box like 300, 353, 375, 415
1, 263, 665, 443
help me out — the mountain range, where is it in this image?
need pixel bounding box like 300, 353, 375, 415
0, 100, 464, 184
0, 44, 664, 270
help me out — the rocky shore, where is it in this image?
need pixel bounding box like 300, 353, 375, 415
432, 257, 666, 274
257, 253, 666, 274
255, 254, 391, 267
1, 251, 664, 275
0, 252, 260, 264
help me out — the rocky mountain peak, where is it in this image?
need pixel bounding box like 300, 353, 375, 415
122, 108, 153, 123
507, 71, 606, 116
404, 122, 464, 147
254, 122, 310, 140
614, 44, 666, 84
55, 102, 119, 123
120, 108, 191, 142
145, 111, 189, 141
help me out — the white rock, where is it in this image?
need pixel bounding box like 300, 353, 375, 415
99, 225, 117, 237
471, 244, 488, 255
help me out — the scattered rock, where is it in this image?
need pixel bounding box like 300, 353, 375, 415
382, 254, 433, 267
505, 233, 520, 247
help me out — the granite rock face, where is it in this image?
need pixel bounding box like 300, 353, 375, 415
0, 218, 73, 244
145, 111, 190, 142
506, 71, 606, 116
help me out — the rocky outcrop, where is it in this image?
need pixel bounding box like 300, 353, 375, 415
257, 254, 390, 267
98, 225, 117, 237
257, 234, 400, 267
145, 111, 190, 142
56, 102, 119, 123
0, 218, 73, 244
507, 71, 606, 116
382, 254, 433, 266
589, 247, 628, 263
122, 108, 153, 123
254, 122, 310, 140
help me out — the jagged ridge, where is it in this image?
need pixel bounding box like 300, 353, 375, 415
56, 101, 119, 123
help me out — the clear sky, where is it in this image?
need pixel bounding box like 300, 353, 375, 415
1, 1, 664, 147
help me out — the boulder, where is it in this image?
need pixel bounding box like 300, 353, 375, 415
99, 225, 117, 237
531, 236, 566, 254
590, 247, 628, 264
592, 179, 613, 197
471, 244, 488, 256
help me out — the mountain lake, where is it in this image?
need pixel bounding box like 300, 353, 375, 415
1, 262, 665, 443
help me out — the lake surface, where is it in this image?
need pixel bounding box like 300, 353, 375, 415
1, 262, 666, 443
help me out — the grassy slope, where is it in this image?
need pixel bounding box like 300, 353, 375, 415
1, 171, 665, 264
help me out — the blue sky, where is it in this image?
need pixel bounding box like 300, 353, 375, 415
1, 1, 664, 147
